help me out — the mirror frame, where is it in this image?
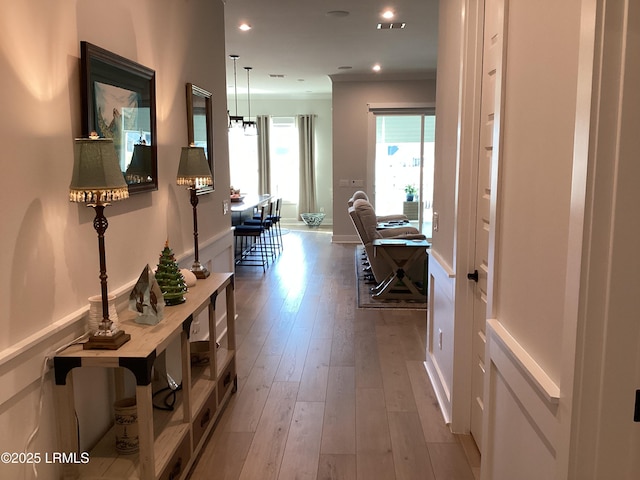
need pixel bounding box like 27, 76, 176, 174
186, 83, 214, 194
80, 41, 158, 195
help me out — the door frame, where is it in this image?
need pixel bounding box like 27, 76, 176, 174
422, 0, 489, 436
450, 0, 487, 436
561, 0, 640, 477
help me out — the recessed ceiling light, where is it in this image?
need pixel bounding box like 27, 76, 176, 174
239, 23, 252, 31
372, 64, 381, 72
382, 10, 394, 19
326, 10, 350, 18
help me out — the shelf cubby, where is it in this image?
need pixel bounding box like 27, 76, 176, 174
53, 273, 237, 480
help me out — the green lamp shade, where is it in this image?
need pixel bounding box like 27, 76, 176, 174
176, 146, 213, 188
69, 138, 129, 203
125, 143, 153, 183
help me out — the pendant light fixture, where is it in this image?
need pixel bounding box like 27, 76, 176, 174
228, 54, 243, 129
243, 66, 257, 136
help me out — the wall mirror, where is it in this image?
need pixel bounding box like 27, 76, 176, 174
186, 83, 214, 194
81, 41, 158, 194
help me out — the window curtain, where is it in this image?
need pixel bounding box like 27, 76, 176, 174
256, 115, 271, 195
297, 114, 317, 216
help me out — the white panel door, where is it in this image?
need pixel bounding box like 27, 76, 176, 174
470, 0, 506, 451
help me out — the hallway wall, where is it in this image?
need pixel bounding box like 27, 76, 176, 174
429, 0, 583, 476
0, 1, 230, 478
482, 0, 582, 475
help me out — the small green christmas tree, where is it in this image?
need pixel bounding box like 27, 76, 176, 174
155, 241, 187, 305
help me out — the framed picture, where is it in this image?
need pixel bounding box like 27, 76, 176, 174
186, 83, 214, 195
81, 41, 158, 194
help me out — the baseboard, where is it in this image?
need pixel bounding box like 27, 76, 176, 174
424, 360, 452, 424
332, 234, 360, 243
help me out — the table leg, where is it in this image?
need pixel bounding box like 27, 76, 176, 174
136, 384, 155, 480
54, 377, 80, 480
372, 246, 426, 300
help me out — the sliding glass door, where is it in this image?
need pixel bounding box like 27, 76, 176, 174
373, 113, 435, 236
228, 126, 258, 194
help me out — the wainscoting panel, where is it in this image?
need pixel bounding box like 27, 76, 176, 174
481, 319, 560, 479
424, 252, 456, 424
0, 229, 234, 409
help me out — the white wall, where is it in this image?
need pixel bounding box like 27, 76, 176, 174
432, 0, 640, 477
430, 0, 583, 476
493, 0, 580, 383
424, 0, 640, 477
482, 2, 582, 475
425, 0, 466, 429
430, 0, 464, 268
331, 76, 436, 242
0, 1, 230, 478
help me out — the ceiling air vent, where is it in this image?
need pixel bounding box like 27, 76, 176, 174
269, 74, 285, 78
377, 22, 406, 29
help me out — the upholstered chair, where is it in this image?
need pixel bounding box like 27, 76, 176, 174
347, 190, 410, 223
349, 199, 427, 299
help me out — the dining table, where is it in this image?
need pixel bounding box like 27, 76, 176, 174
230, 193, 272, 225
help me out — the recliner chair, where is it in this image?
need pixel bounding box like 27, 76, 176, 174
348, 190, 410, 224
349, 198, 428, 301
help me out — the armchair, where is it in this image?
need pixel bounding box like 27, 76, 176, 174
349, 199, 428, 301
348, 190, 410, 224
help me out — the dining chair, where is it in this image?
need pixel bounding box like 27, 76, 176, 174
244, 201, 278, 259
234, 206, 270, 271
267, 198, 283, 252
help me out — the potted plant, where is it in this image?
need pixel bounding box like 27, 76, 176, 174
404, 184, 417, 201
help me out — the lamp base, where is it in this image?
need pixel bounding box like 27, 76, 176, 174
191, 261, 210, 279
83, 329, 131, 350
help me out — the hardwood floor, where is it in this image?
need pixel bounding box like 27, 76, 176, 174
189, 230, 480, 480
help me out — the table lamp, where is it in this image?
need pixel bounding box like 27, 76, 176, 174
125, 142, 152, 183
70, 134, 131, 349
177, 145, 213, 278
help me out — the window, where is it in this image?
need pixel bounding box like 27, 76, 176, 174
269, 117, 299, 202
228, 126, 258, 194
228, 116, 301, 203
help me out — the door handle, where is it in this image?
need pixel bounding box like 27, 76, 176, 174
467, 270, 479, 282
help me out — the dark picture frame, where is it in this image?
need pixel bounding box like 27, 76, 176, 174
81, 41, 158, 195
186, 83, 214, 195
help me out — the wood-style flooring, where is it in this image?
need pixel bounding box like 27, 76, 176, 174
189, 229, 480, 479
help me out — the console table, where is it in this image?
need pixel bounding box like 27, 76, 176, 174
53, 272, 237, 480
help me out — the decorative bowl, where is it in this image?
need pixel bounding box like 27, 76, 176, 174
301, 212, 326, 227
230, 195, 245, 203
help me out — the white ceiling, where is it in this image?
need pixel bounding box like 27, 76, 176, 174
223, 0, 439, 100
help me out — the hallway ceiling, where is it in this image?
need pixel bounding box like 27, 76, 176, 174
223, 0, 439, 99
